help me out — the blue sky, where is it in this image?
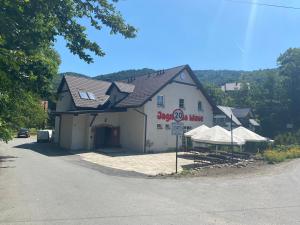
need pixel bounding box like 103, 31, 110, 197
54, 0, 300, 76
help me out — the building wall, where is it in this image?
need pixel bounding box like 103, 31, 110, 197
57, 110, 145, 152
71, 114, 89, 150
89, 112, 120, 150
54, 116, 60, 143
119, 108, 145, 152
173, 70, 195, 85
59, 114, 73, 149
144, 69, 213, 152
56, 83, 75, 111
106, 85, 128, 107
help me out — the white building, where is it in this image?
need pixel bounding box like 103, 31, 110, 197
221, 82, 250, 92
54, 65, 216, 153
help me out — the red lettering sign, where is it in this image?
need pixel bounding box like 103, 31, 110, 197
157, 111, 203, 122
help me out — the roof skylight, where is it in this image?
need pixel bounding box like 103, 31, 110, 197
87, 92, 96, 100
78, 91, 96, 100
79, 91, 89, 99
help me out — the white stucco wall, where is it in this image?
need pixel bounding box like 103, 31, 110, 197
56, 83, 75, 112
119, 108, 145, 152
54, 116, 60, 143
71, 114, 89, 150
59, 114, 73, 149
144, 70, 213, 152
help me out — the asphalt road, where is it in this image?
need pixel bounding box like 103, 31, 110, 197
1, 138, 300, 225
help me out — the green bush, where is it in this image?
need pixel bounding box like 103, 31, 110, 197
263, 146, 300, 164
275, 130, 300, 145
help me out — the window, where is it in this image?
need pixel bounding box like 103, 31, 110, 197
79, 91, 89, 99
79, 91, 96, 100
87, 92, 96, 100
198, 101, 202, 111
157, 124, 163, 129
157, 95, 164, 107
179, 99, 184, 109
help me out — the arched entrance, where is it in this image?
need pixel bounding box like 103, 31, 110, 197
93, 125, 120, 149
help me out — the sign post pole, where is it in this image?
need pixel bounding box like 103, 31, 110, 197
176, 134, 178, 173
172, 109, 184, 174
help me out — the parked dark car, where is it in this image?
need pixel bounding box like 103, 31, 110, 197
17, 128, 30, 138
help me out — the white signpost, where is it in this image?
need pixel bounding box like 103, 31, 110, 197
172, 109, 184, 173
171, 122, 184, 136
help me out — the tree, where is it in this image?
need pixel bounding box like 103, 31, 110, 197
229, 82, 252, 108
203, 83, 234, 106
0, 0, 137, 141
252, 73, 288, 137
278, 48, 300, 129
1, 0, 137, 63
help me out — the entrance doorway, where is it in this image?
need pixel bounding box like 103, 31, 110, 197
94, 126, 120, 149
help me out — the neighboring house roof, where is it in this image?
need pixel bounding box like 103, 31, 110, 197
216, 106, 260, 127
115, 65, 216, 109
59, 75, 112, 109
232, 108, 251, 118
221, 82, 241, 91
217, 106, 242, 126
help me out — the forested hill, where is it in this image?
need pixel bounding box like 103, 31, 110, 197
94, 68, 247, 84
94, 68, 155, 81
94, 68, 278, 85
56, 68, 278, 88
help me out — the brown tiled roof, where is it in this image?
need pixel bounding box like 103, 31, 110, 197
115, 65, 186, 108
63, 76, 111, 109
115, 65, 216, 109
114, 81, 135, 93
58, 64, 216, 110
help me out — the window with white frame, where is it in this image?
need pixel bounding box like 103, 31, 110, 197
157, 95, 164, 107
179, 99, 185, 109
198, 101, 203, 111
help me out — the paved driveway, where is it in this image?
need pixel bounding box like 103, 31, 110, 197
1, 138, 300, 225
79, 151, 192, 175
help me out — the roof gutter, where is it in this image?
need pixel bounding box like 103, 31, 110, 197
51, 108, 127, 115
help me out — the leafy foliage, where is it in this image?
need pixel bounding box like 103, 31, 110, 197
278, 48, 300, 128
95, 68, 155, 81
274, 130, 300, 145
1, 0, 137, 63
0, 0, 136, 141
202, 48, 300, 138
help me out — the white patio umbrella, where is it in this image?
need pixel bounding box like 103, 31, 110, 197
191, 125, 245, 146
184, 125, 209, 137
233, 126, 267, 142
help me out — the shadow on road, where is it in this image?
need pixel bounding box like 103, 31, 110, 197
14, 142, 90, 157
0, 155, 18, 169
